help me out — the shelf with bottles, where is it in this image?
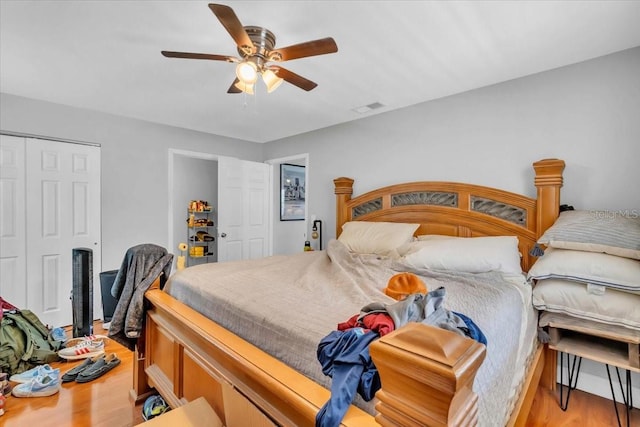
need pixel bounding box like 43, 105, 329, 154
188, 223, 216, 241
188, 199, 212, 213
188, 245, 215, 258
188, 220, 214, 229
186, 200, 216, 265
188, 210, 214, 229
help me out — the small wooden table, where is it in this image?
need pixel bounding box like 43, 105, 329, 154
540, 312, 639, 427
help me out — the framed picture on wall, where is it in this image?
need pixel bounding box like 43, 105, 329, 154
280, 163, 305, 221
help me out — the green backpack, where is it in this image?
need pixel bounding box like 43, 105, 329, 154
0, 310, 63, 375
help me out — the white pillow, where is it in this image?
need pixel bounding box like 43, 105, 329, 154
416, 235, 456, 241
528, 248, 640, 292
399, 236, 522, 274
338, 221, 419, 255
533, 279, 640, 330
395, 236, 455, 258
537, 210, 640, 260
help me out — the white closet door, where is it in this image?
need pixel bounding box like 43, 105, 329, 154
0, 135, 27, 307
25, 138, 101, 328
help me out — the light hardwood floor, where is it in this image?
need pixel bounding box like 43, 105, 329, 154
2, 323, 145, 427
1, 322, 638, 427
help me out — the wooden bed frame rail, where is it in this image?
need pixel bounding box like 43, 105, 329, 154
134, 159, 565, 426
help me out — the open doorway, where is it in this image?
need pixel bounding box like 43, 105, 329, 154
168, 150, 275, 266
168, 149, 218, 269
266, 153, 309, 255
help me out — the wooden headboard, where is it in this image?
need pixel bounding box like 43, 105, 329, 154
334, 158, 565, 271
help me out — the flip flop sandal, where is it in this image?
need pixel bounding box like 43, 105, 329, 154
61, 354, 102, 382
75, 353, 121, 383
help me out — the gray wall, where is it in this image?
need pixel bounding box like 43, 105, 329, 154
264, 47, 640, 240
0, 93, 262, 270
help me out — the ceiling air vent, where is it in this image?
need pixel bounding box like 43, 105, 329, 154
352, 102, 385, 114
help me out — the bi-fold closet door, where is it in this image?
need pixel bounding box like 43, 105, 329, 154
0, 134, 101, 328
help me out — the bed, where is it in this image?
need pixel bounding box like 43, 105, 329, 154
131, 158, 565, 426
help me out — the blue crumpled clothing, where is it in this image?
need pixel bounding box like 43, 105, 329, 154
315, 328, 381, 427
453, 311, 487, 345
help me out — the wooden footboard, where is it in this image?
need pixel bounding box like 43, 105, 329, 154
369, 323, 486, 426
133, 285, 543, 426
135, 287, 377, 426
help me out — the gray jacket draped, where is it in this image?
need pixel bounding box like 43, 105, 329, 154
108, 244, 173, 350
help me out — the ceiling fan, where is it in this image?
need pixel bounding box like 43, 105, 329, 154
161, 3, 338, 94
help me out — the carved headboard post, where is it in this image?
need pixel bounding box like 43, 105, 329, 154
334, 177, 354, 238
533, 159, 565, 237
533, 159, 565, 393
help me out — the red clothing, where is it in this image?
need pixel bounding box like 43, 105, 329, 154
337, 312, 395, 337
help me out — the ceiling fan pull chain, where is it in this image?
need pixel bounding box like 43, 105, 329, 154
242, 91, 250, 108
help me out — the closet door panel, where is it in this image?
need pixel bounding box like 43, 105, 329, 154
26, 138, 101, 328
0, 135, 27, 307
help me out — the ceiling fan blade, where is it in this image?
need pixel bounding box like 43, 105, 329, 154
268, 37, 338, 62
270, 66, 318, 91
209, 3, 255, 55
227, 78, 242, 94
161, 51, 238, 62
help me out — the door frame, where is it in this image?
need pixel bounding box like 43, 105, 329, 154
264, 153, 309, 255
167, 149, 275, 264
168, 149, 218, 266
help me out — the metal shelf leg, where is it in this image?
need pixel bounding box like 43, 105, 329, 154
606, 364, 633, 427
558, 351, 582, 411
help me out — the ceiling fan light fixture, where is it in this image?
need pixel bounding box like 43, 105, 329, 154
162, 4, 338, 95
236, 61, 258, 84
234, 80, 255, 94
262, 69, 284, 93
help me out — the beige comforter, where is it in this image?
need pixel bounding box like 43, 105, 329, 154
165, 239, 534, 426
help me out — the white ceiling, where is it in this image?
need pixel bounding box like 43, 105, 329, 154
2, 1, 640, 143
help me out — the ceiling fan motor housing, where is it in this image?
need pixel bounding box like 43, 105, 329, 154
239, 26, 279, 69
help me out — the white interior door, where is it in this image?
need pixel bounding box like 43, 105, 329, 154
24, 138, 101, 328
0, 135, 27, 307
217, 156, 269, 262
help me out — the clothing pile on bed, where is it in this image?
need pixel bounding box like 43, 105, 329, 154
315, 272, 486, 427
528, 210, 640, 332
